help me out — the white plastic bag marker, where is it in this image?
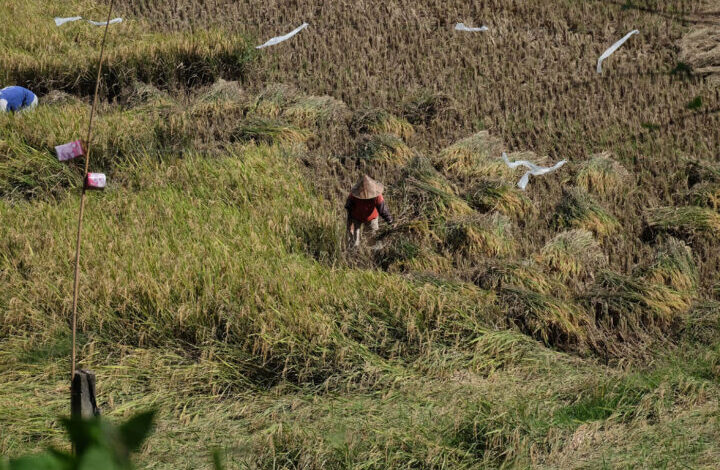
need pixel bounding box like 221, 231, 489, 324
597, 30, 639, 74
55, 16, 123, 27
55, 16, 83, 26
87, 18, 123, 26
455, 23, 489, 32
86, 173, 106, 189
501, 152, 567, 190
256, 23, 309, 49
55, 140, 84, 162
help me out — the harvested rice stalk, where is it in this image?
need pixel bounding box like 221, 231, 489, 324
587, 271, 691, 337
283, 95, 349, 128
638, 237, 698, 293
233, 118, 311, 145
500, 287, 589, 349
473, 261, 561, 296
466, 179, 535, 219
679, 21, 720, 83
436, 131, 507, 181
646, 206, 720, 239
444, 214, 517, 261
356, 133, 414, 166
251, 83, 300, 118
537, 229, 607, 284
555, 188, 620, 238
575, 152, 630, 200
687, 182, 720, 210
351, 109, 415, 140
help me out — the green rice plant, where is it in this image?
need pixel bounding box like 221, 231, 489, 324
637, 237, 698, 293
0, 138, 79, 200
586, 271, 691, 336
196, 79, 248, 104
444, 214, 517, 261
500, 287, 590, 349
356, 133, 414, 166
555, 188, 620, 238
232, 118, 311, 145
646, 206, 720, 238
283, 95, 349, 128
537, 229, 607, 284
574, 152, 631, 200
686, 182, 720, 210
435, 131, 507, 181
120, 81, 176, 109
466, 179, 535, 219
398, 157, 474, 219
351, 109, 414, 140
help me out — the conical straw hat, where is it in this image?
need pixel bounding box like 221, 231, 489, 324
351, 175, 384, 199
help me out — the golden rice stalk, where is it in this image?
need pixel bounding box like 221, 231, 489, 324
638, 237, 698, 293
444, 213, 517, 261
555, 188, 620, 238
357, 133, 414, 166
537, 229, 607, 283
251, 83, 300, 118
466, 179, 535, 219
679, 23, 720, 83
282, 95, 349, 128
575, 152, 631, 199
500, 287, 589, 348
351, 109, 415, 140
473, 261, 560, 296
197, 79, 248, 104
646, 206, 720, 238
436, 131, 507, 181
587, 271, 691, 336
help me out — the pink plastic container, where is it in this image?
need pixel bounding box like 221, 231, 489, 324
55, 140, 84, 162
85, 173, 106, 189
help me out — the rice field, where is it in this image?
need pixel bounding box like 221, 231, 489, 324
1, 0, 720, 468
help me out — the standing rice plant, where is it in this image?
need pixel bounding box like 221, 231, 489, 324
537, 229, 607, 285
444, 214, 517, 262
555, 188, 620, 238
574, 152, 631, 200
466, 179, 535, 219
646, 206, 720, 239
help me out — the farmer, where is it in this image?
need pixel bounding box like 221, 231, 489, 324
345, 174, 394, 248
0, 86, 38, 113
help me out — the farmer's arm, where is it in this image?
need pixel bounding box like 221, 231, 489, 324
376, 195, 393, 224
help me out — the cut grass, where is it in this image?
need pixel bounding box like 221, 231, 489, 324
555, 188, 621, 238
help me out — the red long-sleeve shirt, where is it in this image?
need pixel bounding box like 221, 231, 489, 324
345, 194, 393, 223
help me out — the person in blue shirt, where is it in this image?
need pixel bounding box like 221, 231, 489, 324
0, 86, 38, 112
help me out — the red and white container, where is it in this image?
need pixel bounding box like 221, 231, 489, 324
85, 173, 106, 189
55, 140, 84, 162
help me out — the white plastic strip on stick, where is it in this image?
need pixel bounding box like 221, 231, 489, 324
501, 152, 567, 190
455, 23, 489, 32
55, 16, 83, 26
256, 23, 309, 49
55, 16, 123, 26
597, 30, 639, 74
87, 18, 123, 26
